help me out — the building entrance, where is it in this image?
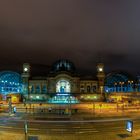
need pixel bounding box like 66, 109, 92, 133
48, 79, 79, 104
56, 80, 70, 93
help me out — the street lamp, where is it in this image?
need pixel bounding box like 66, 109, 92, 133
7, 96, 12, 116
119, 82, 124, 92
116, 102, 119, 112
128, 81, 133, 92
114, 82, 117, 92
24, 121, 28, 140
134, 82, 139, 92
137, 83, 139, 92
68, 95, 71, 116
93, 101, 95, 115
28, 85, 32, 101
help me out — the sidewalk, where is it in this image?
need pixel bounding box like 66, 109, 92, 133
1, 128, 140, 140
1, 110, 140, 140
1, 107, 140, 122
16, 109, 140, 121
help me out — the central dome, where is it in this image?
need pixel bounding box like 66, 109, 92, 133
51, 59, 76, 73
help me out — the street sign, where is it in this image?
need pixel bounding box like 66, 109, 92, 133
126, 120, 133, 133
24, 121, 28, 134
13, 106, 16, 113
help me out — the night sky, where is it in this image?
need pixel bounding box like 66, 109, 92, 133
0, 1, 140, 76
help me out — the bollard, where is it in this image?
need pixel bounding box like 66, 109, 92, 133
24, 121, 28, 140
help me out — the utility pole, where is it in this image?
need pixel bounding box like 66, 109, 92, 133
69, 95, 71, 116
93, 102, 95, 115
24, 121, 28, 140
7, 96, 12, 116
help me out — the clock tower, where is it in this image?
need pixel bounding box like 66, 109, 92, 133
96, 63, 105, 100
22, 63, 30, 99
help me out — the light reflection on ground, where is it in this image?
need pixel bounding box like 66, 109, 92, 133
48, 94, 79, 104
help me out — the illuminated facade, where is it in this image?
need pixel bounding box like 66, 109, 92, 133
105, 71, 137, 93
0, 71, 23, 94
0, 59, 139, 103
22, 59, 103, 103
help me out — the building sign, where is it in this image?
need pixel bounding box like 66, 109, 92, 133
24, 121, 28, 134
126, 120, 133, 133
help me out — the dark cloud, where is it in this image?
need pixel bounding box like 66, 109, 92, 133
0, 1, 140, 76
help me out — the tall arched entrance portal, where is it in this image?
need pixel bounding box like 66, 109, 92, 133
48, 79, 79, 104
56, 80, 71, 93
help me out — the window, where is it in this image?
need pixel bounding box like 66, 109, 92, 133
80, 85, 84, 93
42, 85, 47, 94
56, 80, 71, 93
36, 85, 40, 93
87, 86, 90, 93
92, 86, 96, 92
30, 85, 34, 94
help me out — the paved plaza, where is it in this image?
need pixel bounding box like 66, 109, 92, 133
0, 103, 140, 140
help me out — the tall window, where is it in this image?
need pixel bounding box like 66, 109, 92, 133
42, 85, 47, 94
30, 85, 34, 94
87, 86, 90, 93
92, 86, 96, 92
36, 85, 40, 93
80, 85, 84, 93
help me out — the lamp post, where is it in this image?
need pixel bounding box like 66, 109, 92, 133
116, 102, 118, 112
24, 121, 28, 140
27, 85, 32, 113
68, 95, 71, 116
137, 83, 139, 92
134, 82, 139, 92
119, 82, 124, 92
1, 81, 6, 100
7, 96, 12, 116
128, 81, 133, 92
114, 82, 117, 92
28, 85, 32, 101
99, 103, 102, 112
93, 101, 95, 115
122, 101, 125, 112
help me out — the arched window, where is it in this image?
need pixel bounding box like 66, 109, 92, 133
30, 85, 34, 94
36, 85, 40, 93
42, 85, 47, 94
80, 85, 84, 93
56, 80, 71, 93
92, 86, 96, 92
87, 86, 90, 93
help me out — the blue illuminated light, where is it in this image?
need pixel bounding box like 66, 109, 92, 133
48, 93, 79, 104
0, 71, 23, 94
126, 120, 133, 133
57, 93, 69, 96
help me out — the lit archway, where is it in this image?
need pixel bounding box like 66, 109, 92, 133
48, 80, 79, 104
56, 80, 71, 93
